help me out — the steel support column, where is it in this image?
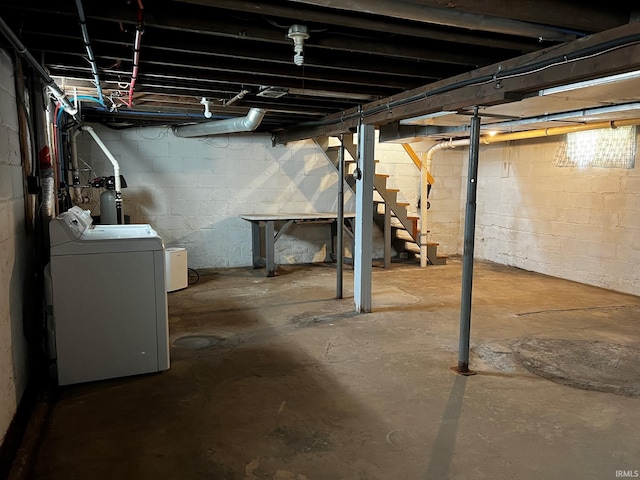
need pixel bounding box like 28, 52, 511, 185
456, 107, 481, 374
336, 135, 345, 299
354, 123, 375, 313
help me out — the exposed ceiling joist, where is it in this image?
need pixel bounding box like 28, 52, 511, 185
173, 0, 543, 52
275, 22, 640, 143
0, 0, 636, 132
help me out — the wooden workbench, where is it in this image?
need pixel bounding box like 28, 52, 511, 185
241, 213, 356, 277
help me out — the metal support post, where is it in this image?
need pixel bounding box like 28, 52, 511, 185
337, 135, 345, 298
354, 122, 375, 313
456, 107, 481, 374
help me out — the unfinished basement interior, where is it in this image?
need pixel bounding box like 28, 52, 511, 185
1, 1, 640, 479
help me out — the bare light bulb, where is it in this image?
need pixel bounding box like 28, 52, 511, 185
287, 24, 310, 66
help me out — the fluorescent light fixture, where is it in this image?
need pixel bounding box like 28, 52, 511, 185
400, 110, 457, 125
540, 69, 640, 96
481, 102, 640, 130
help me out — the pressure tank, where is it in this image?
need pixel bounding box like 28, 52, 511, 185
100, 190, 117, 224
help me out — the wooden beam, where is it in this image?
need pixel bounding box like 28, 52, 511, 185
3, 2, 505, 66
173, 0, 540, 52
403, 0, 629, 33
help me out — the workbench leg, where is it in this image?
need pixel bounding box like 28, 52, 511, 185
330, 220, 338, 261
265, 220, 275, 277
251, 221, 261, 269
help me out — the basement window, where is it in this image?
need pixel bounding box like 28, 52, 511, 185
554, 125, 637, 168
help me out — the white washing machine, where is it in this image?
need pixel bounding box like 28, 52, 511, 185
49, 206, 170, 385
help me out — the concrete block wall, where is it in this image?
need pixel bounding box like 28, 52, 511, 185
77, 126, 364, 268
411, 141, 465, 255
77, 124, 640, 295
0, 50, 29, 445
473, 137, 640, 296
372, 133, 421, 215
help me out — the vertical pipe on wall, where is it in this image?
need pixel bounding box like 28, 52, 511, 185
81, 126, 123, 224
457, 107, 481, 374
69, 129, 86, 204
336, 134, 345, 299
419, 153, 429, 267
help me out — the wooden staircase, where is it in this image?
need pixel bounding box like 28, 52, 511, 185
318, 134, 447, 266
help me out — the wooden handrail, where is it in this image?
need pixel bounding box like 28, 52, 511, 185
401, 143, 434, 184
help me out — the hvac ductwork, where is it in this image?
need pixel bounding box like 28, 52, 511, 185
172, 108, 266, 138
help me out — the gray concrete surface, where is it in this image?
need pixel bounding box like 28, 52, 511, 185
513, 337, 640, 396
10, 258, 640, 479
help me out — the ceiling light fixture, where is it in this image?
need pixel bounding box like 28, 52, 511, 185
200, 97, 212, 118
539, 69, 640, 96
287, 24, 310, 66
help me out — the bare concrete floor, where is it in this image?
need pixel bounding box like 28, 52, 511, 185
11, 258, 640, 479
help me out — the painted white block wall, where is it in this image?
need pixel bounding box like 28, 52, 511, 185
77, 126, 380, 268
372, 133, 421, 215
411, 141, 465, 255
471, 137, 640, 296
0, 50, 29, 445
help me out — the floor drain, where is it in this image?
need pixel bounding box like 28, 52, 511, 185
173, 335, 222, 349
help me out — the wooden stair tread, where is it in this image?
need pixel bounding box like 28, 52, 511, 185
375, 173, 390, 178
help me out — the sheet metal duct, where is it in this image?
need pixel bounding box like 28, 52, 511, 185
172, 108, 266, 138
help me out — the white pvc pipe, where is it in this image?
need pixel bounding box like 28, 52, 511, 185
81, 126, 121, 194
69, 129, 88, 204
81, 126, 122, 222
420, 139, 469, 266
